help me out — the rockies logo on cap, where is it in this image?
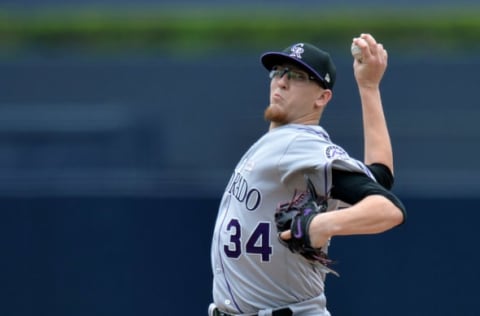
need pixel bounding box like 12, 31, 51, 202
289, 43, 305, 59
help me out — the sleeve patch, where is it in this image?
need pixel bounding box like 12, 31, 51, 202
325, 145, 348, 160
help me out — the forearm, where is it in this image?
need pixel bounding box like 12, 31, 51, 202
310, 195, 403, 246
360, 85, 394, 173
352, 34, 394, 173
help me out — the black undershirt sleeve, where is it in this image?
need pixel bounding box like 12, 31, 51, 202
330, 167, 406, 223
367, 163, 394, 189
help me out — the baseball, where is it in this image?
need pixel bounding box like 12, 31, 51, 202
351, 44, 362, 61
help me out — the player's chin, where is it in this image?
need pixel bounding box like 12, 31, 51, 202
264, 103, 287, 123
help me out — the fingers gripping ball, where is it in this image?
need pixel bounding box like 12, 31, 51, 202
351, 44, 362, 62
274, 176, 333, 267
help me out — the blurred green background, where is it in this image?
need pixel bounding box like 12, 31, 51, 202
0, 5, 479, 57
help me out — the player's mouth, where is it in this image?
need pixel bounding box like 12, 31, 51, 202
272, 92, 283, 101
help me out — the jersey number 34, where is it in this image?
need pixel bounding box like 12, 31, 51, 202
223, 218, 273, 262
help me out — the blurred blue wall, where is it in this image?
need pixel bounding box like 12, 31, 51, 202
0, 51, 479, 316
0, 196, 478, 316
0, 54, 478, 197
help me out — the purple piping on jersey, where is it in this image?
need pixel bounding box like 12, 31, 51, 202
355, 160, 375, 180
324, 162, 331, 197
216, 196, 243, 313
293, 125, 330, 141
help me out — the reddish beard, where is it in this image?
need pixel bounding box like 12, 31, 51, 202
264, 104, 287, 123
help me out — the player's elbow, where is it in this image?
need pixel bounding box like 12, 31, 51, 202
389, 205, 405, 228
378, 196, 406, 231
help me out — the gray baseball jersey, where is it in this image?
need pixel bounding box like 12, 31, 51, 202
211, 124, 374, 315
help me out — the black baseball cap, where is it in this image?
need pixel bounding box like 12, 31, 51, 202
260, 42, 336, 90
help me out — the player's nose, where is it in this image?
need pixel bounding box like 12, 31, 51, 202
275, 73, 289, 88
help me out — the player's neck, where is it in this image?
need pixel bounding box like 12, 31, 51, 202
269, 122, 283, 130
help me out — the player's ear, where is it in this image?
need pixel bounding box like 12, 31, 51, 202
314, 89, 332, 108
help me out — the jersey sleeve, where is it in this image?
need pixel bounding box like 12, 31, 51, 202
276, 131, 373, 197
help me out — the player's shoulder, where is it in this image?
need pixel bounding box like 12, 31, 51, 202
276, 124, 331, 142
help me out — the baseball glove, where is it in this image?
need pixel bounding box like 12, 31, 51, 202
274, 176, 334, 268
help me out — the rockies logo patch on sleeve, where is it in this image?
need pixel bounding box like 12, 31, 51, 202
325, 145, 348, 160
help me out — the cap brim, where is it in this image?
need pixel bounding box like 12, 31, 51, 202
260, 52, 326, 85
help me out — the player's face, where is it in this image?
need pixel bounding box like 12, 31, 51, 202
265, 64, 327, 125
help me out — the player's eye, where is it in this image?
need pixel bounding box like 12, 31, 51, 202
287, 70, 308, 82
269, 66, 288, 80
269, 69, 279, 79
269, 66, 313, 84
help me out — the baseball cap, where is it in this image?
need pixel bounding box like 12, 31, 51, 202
260, 42, 336, 90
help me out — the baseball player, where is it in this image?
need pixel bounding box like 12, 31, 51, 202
209, 34, 406, 316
